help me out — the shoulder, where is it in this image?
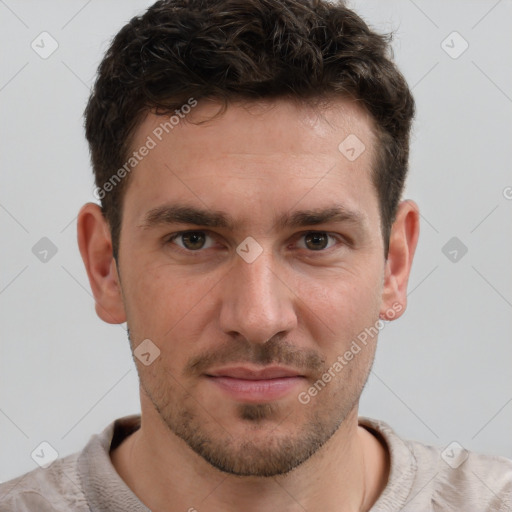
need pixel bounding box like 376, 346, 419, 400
360, 417, 512, 512
405, 436, 512, 511
0, 415, 140, 512
0, 452, 89, 512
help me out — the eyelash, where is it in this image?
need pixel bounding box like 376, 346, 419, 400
164, 230, 346, 255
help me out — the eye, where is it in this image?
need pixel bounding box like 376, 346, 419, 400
166, 231, 216, 251
296, 232, 341, 251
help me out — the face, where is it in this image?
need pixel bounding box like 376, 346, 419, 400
107, 99, 396, 476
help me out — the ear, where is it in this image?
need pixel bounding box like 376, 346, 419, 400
380, 200, 420, 320
77, 202, 126, 324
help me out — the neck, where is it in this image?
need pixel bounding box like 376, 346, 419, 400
111, 399, 389, 512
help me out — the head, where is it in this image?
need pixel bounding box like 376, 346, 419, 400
78, 0, 419, 477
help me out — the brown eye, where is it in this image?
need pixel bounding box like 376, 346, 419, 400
181, 232, 206, 250
304, 232, 330, 251
168, 231, 215, 251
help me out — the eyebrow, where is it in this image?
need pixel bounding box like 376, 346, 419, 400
138, 203, 365, 231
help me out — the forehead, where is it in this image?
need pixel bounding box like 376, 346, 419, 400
133, 98, 375, 161
123, 98, 379, 229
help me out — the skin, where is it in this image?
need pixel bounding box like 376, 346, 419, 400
78, 98, 419, 511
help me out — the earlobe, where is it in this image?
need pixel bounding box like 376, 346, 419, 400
380, 200, 420, 320
77, 202, 127, 324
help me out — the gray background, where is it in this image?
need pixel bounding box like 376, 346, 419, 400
1, 0, 511, 482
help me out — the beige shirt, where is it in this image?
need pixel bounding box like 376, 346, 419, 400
1, 415, 511, 511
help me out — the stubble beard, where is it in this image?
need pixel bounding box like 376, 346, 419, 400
138, 363, 372, 477
128, 326, 375, 477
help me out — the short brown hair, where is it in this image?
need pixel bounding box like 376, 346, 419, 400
84, 0, 415, 260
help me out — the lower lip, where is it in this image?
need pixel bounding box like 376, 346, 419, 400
206, 376, 305, 402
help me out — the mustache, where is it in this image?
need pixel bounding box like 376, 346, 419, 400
184, 336, 326, 378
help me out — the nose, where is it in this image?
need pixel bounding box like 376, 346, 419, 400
218, 247, 297, 344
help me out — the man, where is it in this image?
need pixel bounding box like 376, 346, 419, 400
1, 0, 511, 510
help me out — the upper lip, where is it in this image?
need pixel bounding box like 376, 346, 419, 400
205, 366, 304, 380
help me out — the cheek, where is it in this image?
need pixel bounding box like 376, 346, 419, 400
121, 262, 220, 356
125, 261, 208, 317
292, 266, 383, 367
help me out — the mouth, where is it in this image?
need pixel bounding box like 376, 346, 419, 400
204, 366, 306, 403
